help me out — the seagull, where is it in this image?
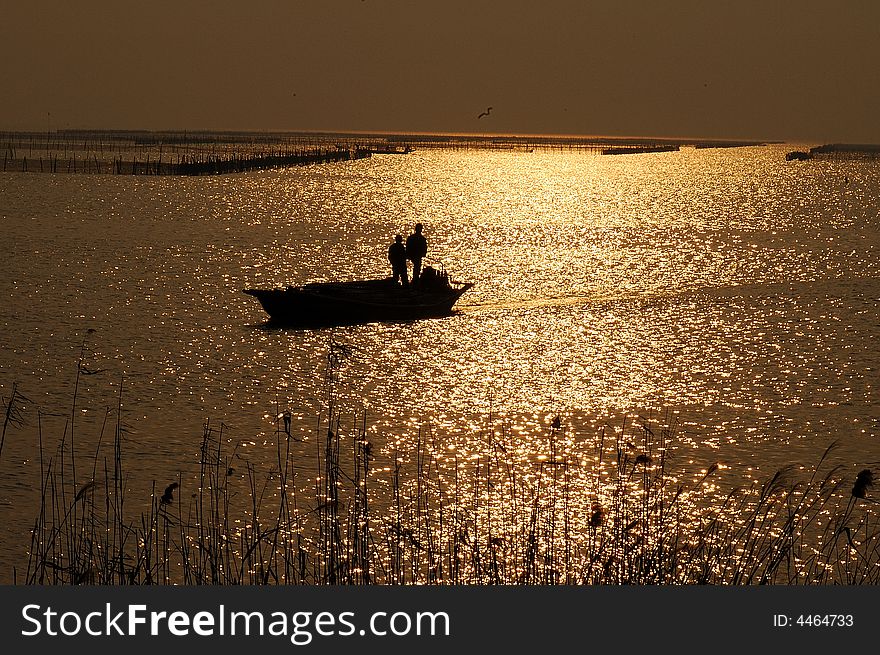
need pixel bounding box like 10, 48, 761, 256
477, 106, 493, 119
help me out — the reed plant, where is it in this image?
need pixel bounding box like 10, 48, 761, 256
5, 346, 878, 586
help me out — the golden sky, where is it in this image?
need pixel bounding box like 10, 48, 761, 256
2, 0, 879, 142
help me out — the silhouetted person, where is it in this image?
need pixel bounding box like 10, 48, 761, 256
406, 223, 428, 283
388, 234, 408, 286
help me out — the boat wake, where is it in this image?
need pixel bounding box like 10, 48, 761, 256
456, 292, 655, 314
456, 276, 880, 316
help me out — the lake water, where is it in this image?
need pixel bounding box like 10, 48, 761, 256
1, 143, 878, 581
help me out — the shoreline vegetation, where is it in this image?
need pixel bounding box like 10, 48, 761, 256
3, 128, 874, 176
785, 143, 880, 161
1, 129, 773, 176
2, 345, 877, 586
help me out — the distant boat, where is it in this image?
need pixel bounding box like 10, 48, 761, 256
785, 150, 813, 161
244, 267, 473, 326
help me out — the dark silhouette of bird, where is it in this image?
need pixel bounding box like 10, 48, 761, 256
477, 106, 493, 119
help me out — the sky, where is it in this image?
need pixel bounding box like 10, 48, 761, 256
2, 0, 879, 143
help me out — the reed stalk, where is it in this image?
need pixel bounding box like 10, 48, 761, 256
7, 349, 879, 586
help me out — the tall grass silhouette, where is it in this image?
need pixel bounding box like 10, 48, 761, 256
6, 343, 878, 585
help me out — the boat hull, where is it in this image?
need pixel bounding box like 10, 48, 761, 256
244, 278, 473, 326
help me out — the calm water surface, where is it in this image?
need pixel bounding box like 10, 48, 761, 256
1, 144, 878, 578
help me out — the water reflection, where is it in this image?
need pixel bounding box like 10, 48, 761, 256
0, 145, 878, 581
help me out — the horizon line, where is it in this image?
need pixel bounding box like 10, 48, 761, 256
0, 126, 809, 145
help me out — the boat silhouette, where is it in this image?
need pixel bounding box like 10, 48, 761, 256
244, 266, 473, 327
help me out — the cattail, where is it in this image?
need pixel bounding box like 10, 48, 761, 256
74, 480, 98, 502
160, 482, 179, 505
589, 503, 604, 528
670, 484, 684, 504
852, 469, 873, 499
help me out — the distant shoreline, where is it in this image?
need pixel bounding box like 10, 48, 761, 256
1, 127, 775, 149
2, 129, 779, 177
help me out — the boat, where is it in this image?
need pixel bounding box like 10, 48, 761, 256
244, 266, 474, 326
785, 150, 813, 161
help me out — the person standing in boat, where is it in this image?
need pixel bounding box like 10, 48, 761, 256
406, 222, 428, 284
388, 234, 409, 287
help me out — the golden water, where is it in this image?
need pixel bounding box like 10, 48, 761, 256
1, 144, 878, 580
